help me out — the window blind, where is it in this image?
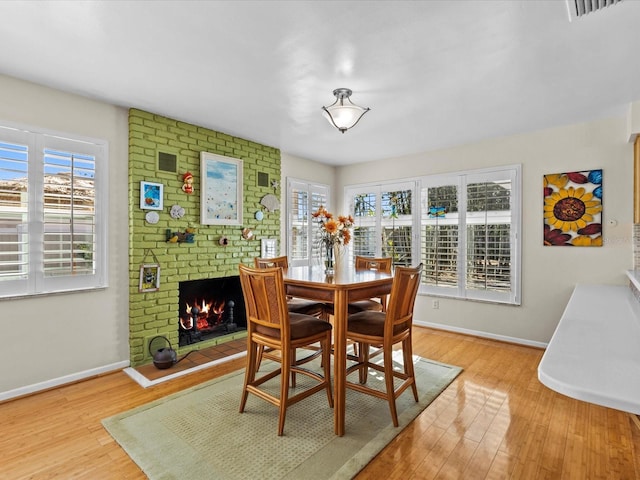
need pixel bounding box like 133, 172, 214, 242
0, 124, 107, 298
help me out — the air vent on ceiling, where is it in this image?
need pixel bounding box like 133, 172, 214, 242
566, 0, 623, 21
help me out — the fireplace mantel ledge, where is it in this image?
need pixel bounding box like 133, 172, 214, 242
538, 283, 640, 415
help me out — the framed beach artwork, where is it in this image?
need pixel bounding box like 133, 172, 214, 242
140, 181, 163, 210
543, 169, 603, 247
200, 152, 243, 225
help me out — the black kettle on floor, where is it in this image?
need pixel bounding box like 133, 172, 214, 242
149, 336, 177, 369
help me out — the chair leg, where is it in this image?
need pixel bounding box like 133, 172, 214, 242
403, 337, 419, 401
383, 346, 399, 427
255, 345, 264, 371
240, 340, 259, 413
277, 346, 292, 436
256, 345, 299, 387
359, 342, 370, 384
290, 348, 297, 388
322, 335, 334, 408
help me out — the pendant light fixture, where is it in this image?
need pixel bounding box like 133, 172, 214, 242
322, 88, 370, 133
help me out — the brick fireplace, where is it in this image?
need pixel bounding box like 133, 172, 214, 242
128, 109, 280, 366
178, 276, 246, 347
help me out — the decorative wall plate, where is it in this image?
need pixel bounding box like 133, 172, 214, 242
170, 204, 185, 219
145, 211, 160, 224
255, 210, 264, 221
260, 193, 279, 212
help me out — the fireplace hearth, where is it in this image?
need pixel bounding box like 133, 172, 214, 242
178, 276, 246, 347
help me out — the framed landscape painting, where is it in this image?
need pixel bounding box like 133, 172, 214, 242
200, 152, 243, 225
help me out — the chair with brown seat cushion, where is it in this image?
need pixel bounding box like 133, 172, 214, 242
344, 263, 423, 427
324, 256, 393, 317
253, 256, 326, 384
324, 256, 393, 358
238, 264, 333, 436
254, 256, 325, 316
351, 256, 393, 312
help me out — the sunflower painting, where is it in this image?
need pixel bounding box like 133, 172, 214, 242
543, 170, 603, 246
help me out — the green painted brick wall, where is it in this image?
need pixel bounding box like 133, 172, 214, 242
128, 109, 281, 366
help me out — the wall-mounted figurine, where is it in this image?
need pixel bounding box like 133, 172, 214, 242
182, 171, 194, 194
166, 227, 196, 244
242, 227, 254, 240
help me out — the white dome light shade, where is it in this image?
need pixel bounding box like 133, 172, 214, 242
322, 88, 370, 133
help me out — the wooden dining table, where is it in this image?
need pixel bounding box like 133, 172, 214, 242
282, 264, 393, 436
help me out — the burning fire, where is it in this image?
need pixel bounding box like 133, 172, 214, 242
186, 299, 211, 316
185, 298, 226, 330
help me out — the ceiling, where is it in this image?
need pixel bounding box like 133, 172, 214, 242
0, 0, 639, 166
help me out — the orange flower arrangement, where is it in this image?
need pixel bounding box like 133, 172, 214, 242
312, 206, 354, 248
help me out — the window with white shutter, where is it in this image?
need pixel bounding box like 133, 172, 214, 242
0, 139, 29, 283
287, 178, 329, 267
346, 182, 416, 267
421, 183, 460, 289
0, 124, 107, 298
345, 165, 521, 305
421, 165, 521, 304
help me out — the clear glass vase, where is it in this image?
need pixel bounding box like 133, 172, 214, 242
324, 243, 335, 276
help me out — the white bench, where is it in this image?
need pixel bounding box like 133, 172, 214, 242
538, 282, 640, 415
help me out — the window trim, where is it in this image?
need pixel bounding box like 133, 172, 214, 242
343, 164, 521, 305
286, 177, 330, 267
0, 121, 108, 299
345, 180, 419, 265
419, 164, 521, 305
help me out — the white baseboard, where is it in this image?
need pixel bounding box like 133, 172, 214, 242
414, 320, 548, 349
0, 360, 130, 402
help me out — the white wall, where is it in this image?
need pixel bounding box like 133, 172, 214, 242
0, 75, 130, 399
336, 116, 634, 345
280, 152, 335, 255
0, 74, 632, 397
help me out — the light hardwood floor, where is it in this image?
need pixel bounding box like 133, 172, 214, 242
1, 327, 638, 479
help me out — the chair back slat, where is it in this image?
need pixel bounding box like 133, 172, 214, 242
239, 265, 289, 334
254, 256, 289, 269
355, 255, 392, 273
385, 264, 423, 332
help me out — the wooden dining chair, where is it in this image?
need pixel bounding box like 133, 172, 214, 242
238, 264, 333, 436
254, 255, 327, 385
323, 256, 393, 319
352, 256, 393, 312
344, 263, 423, 427
254, 256, 325, 317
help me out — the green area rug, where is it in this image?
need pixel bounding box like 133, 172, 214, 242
103, 354, 461, 480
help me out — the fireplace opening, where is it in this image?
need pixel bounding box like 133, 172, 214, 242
178, 276, 246, 347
